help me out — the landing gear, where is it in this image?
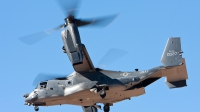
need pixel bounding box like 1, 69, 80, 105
103, 104, 110, 112
91, 84, 108, 98
100, 89, 106, 98
34, 106, 39, 111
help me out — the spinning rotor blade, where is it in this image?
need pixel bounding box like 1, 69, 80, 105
56, 0, 81, 17
19, 0, 118, 45
97, 48, 128, 69
75, 14, 119, 27
32, 73, 67, 86
19, 25, 64, 45
57, 0, 118, 27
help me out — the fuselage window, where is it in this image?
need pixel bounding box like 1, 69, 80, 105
66, 80, 73, 86
40, 82, 47, 89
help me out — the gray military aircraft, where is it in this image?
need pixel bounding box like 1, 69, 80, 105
21, 0, 188, 112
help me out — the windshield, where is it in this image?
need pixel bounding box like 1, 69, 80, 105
35, 82, 47, 89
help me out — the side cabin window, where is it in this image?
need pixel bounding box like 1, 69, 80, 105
65, 80, 73, 86
39, 82, 47, 89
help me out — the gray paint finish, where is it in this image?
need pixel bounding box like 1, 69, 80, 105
161, 37, 183, 67
23, 10, 188, 112
22, 2, 188, 112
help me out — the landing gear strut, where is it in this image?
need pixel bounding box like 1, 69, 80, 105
34, 106, 39, 111
103, 104, 110, 112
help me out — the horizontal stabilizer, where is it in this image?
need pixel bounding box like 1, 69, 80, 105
161, 58, 188, 89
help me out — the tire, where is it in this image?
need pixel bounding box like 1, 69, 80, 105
100, 90, 106, 98
34, 107, 39, 111
103, 105, 110, 112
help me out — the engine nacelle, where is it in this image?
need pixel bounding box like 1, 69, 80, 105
61, 29, 83, 65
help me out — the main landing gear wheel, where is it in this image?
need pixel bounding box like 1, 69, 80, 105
100, 89, 106, 98
103, 104, 110, 112
34, 106, 39, 111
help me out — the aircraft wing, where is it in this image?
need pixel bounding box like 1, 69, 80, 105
72, 44, 95, 72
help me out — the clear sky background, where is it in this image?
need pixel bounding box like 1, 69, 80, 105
0, 0, 200, 112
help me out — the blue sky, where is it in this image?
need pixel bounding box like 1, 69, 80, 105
0, 0, 200, 112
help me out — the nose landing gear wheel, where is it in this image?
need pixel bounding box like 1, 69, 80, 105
34, 106, 39, 111
103, 104, 110, 112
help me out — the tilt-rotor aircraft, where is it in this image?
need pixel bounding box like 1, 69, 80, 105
21, 0, 188, 112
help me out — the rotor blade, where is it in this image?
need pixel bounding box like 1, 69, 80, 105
96, 48, 128, 69
19, 25, 63, 45
56, 0, 81, 17
32, 73, 68, 86
76, 14, 119, 27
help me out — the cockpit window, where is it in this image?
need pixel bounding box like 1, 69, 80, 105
35, 82, 48, 89
40, 82, 47, 89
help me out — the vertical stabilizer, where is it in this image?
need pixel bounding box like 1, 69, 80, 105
161, 37, 183, 67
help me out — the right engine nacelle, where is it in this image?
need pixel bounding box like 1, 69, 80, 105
61, 29, 83, 65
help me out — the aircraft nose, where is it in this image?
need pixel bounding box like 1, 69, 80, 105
25, 93, 38, 102
25, 97, 31, 102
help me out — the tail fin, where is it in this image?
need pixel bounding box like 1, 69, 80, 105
160, 37, 188, 88
161, 37, 183, 67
